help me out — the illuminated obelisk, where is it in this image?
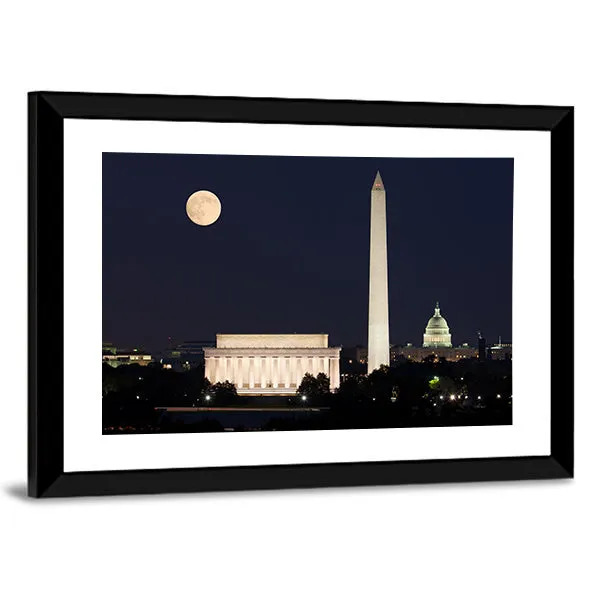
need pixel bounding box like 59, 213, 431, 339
367, 171, 390, 373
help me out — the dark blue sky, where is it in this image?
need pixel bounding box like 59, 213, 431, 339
102, 153, 513, 351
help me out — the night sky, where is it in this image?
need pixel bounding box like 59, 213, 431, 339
102, 153, 513, 352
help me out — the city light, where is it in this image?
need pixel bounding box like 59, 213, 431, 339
205, 395, 211, 401
450, 394, 456, 400
497, 394, 501, 399
301, 395, 307, 401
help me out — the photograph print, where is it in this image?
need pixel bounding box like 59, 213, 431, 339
102, 152, 513, 435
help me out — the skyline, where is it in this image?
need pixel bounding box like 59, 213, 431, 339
103, 153, 514, 351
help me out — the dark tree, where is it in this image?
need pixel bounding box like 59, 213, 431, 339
209, 381, 239, 405
297, 372, 330, 401
363, 365, 394, 401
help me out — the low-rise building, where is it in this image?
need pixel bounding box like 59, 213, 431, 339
204, 333, 341, 395
102, 344, 152, 367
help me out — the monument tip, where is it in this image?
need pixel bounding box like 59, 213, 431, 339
372, 171, 384, 190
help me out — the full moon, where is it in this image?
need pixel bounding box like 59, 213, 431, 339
185, 190, 222, 226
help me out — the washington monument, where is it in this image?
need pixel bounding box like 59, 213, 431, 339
367, 171, 390, 373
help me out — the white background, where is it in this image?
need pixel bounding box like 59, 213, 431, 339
0, 2, 597, 600
64, 121, 550, 472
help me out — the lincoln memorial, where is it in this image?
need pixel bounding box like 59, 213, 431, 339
204, 334, 341, 395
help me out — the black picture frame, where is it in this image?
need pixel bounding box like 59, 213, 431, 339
28, 92, 574, 498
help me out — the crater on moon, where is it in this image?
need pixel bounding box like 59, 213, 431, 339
186, 190, 222, 226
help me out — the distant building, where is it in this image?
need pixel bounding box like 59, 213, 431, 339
340, 345, 367, 375
204, 333, 341, 396
391, 343, 414, 364
160, 340, 215, 371
102, 344, 152, 367
357, 346, 368, 365
488, 338, 512, 360
392, 344, 477, 363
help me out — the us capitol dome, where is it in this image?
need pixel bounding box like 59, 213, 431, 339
422, 302, 452, 348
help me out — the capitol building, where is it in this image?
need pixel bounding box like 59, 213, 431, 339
423, 301, 452, 348
395, 302, 477, 362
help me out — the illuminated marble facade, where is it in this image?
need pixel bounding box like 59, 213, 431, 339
204, 334, 341, 395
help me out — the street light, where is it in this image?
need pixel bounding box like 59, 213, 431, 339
301, 395, 307, 401
205, 395, 211, 401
